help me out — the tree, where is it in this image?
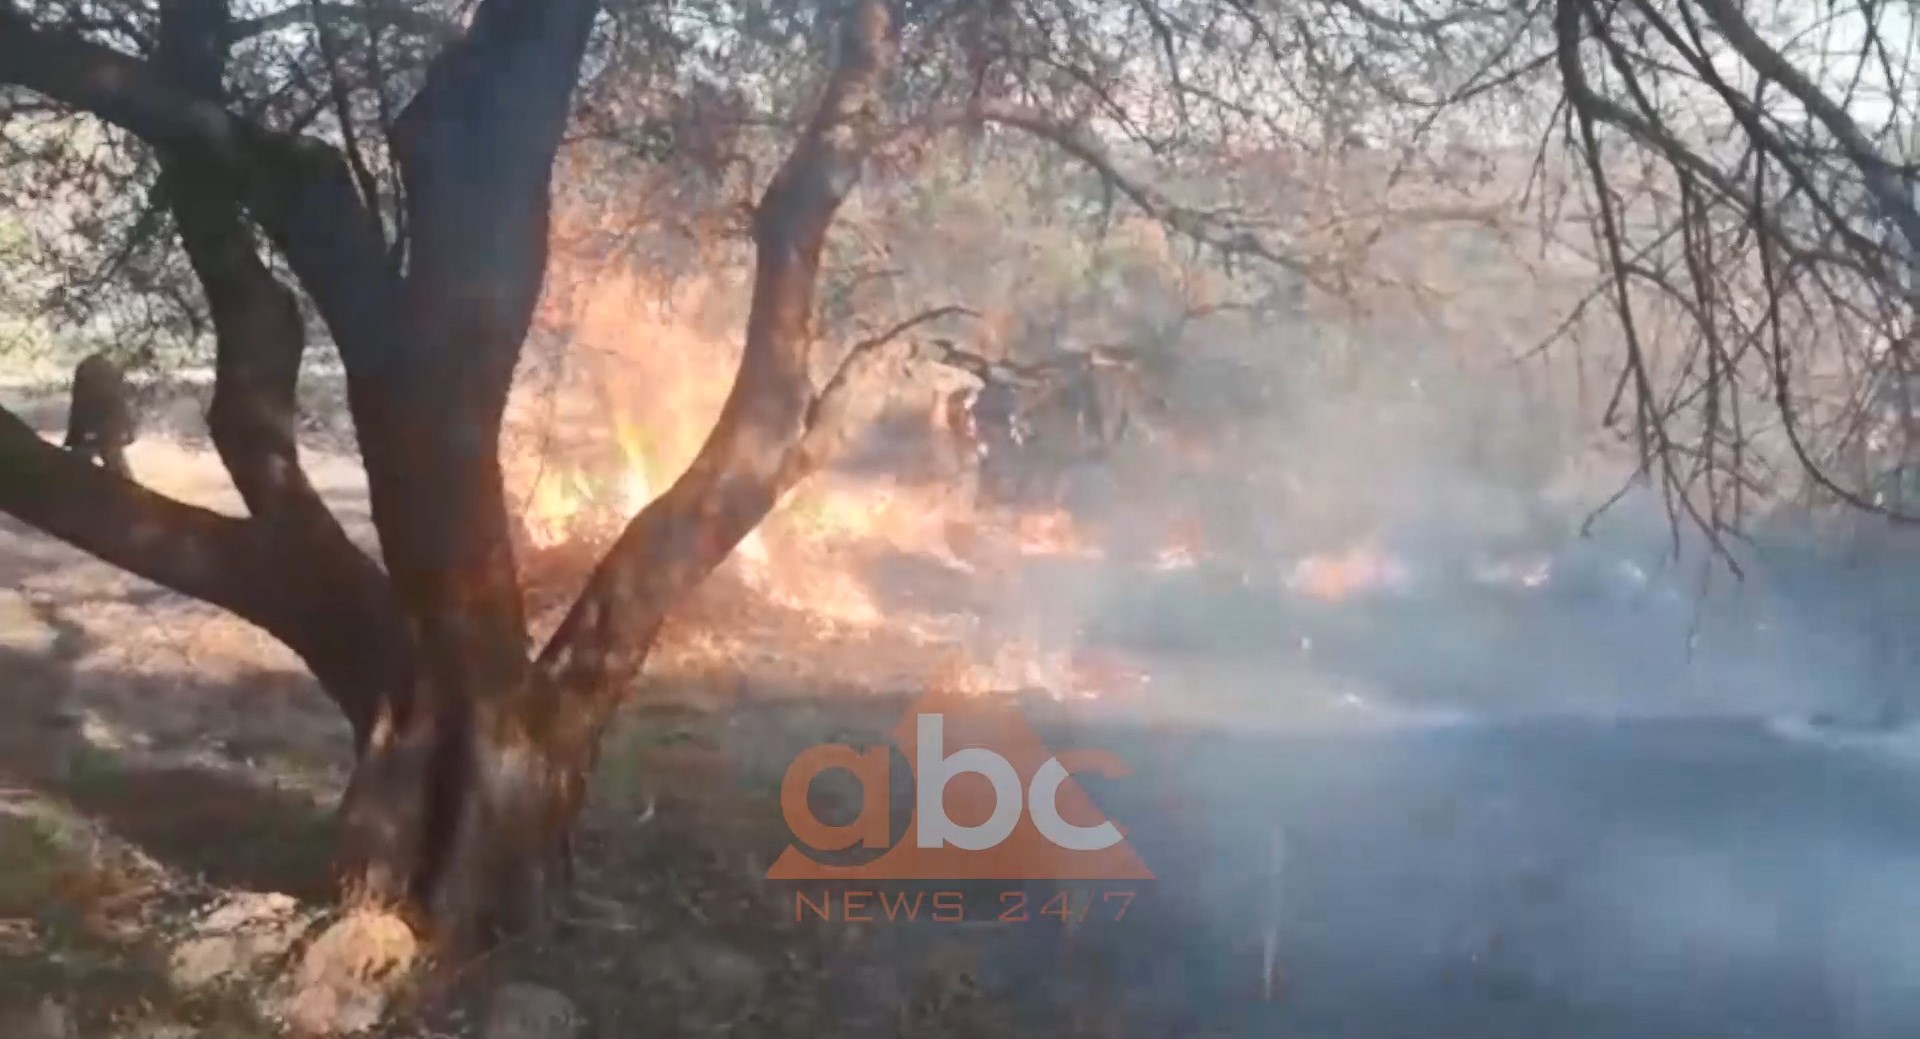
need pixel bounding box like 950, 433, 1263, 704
0, 0, 1335, 953
13, 0, 1904, 966
1307, 0, 1920, 536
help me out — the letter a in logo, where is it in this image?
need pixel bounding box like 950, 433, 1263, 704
769, 685, 1152, 881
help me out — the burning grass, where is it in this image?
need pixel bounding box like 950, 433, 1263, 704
503, 255, 1142, 695
1286, 541, 1414, 602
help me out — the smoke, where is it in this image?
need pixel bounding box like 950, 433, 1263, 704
859, 306, 1920, 1034
885, 215, 1920, 735
493, 142, 1920, 1035
509, 128, 1920, 739
844, 217, 1920, 1036
512, 171, 1920, 733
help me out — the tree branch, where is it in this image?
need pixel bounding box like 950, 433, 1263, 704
0, 5, 252, 163
155, 166, 409, 747
0, 398, 404, 733
1324, 0, 1501, 35
1689, 0, 1920, 256
227, 1, 454, 44
788, 304, 980, 475
306, 0, 390, 249
920, 101, 1334, 292
0, 405, 274, 620
533, 0, 898, 744
0, 2, 401, 378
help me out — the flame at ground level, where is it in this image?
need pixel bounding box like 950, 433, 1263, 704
519, 453, 776, 571
520, 466, 654, 552
1287, 544, 1412, 602
518, 406, 663, 552
1014, 507, 1103, 559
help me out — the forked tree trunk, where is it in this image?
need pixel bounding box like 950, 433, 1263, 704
335, 674, 591, 945
332, 0, 897, 944
0, 0, 899, 958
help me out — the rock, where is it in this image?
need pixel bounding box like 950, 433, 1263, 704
3, 998, 75, 1039
168, 892, 313, 991
276, 909, 419, 1037
678, 937, 767, 1020
169, 937, 248, 992
0, 917, 38, 957
482, 983, 581, 1039
117, 1025, 198, 1039
0, 592, 57, 656
689, 938, 766, 998
199, 892, 302, 933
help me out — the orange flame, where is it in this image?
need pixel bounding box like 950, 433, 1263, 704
520, 408, 659, 551
518, 241, 1155, 701
1155, 516, 1206, 571
1287, 544, 1411, 602
611, 411, 655, 519
1014, 508, 1102, 559
522, 468, 594, 551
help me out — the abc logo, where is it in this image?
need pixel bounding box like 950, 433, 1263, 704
768, 693, 1152, 881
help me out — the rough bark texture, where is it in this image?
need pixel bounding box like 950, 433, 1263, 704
154, 0, 411, 746
0, 0, 902, 951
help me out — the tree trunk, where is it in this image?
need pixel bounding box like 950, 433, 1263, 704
331, 0, 902, 948
335, 679, 588, 947
0, 0, 904, 958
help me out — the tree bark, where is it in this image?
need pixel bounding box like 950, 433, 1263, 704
300, 0, 601, 946
153, 0, 412, 745
530, 0, 897, 760
0, 402, 406, 736
328, 0, 904, 948
0, 0, 904, 953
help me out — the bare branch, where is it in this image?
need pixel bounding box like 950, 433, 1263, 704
227, 1, 454, 45
789, 304, 981, 474
534, 0, 899, 741
1690, 0, 1920, 256
1325, 0, 1502, 35
921, 101, 1331, 290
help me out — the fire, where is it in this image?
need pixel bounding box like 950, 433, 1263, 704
1287, 543, 1411, 602
519, 408, 658, 552
779, 484, 952, 550
758, 564, 882, 627
1067, 648, 1152, 699
522, 467, 597, 551
611, 411, 655, 518
797, 486, 894, 541
1155, 516, 1207, 571
736, 527, 771, 568
1014, 507, 1102, 559
926, 642, 1077, 697
515, 241, 1156, 702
